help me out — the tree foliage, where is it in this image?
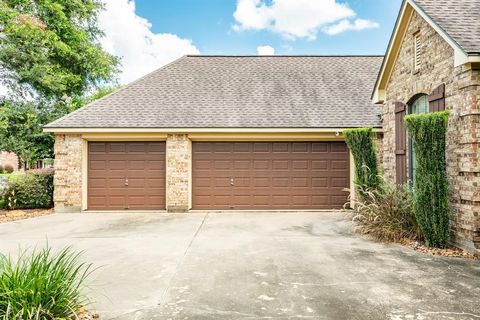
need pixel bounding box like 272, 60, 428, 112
343, 127, 382, 201
405, 111, 450, 248
0, 0, 119, 166
0, 87, 116, 167
0, 0, 119, 99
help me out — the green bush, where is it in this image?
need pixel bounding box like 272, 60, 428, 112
405, 111, 450, 248
351, 183, 421, 242
343, 128, 382, 201
0, 246, 93, 319
3, 164, 14, 174
0, 165, 4, 174
3, 169, 54, 210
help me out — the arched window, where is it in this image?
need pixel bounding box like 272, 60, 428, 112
408, 94, 428, 182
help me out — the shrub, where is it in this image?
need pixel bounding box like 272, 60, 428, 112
0, 165, 4, 174
3, 169, 54, 210
351, 183, 421, 242
405, 111, 450, 248
343, 128, 382, 201
3, 164, 14, 174
0, 246, 93, 319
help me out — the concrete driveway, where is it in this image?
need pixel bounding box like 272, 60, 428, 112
0, 211, 479, 320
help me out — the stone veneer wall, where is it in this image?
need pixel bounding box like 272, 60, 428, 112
383, 11, 480, 253
166, 134, 191, 212
53, 134, 83, 212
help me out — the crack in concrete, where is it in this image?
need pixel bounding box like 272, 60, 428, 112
108, 213, 209, 320
158, 211, 209, 305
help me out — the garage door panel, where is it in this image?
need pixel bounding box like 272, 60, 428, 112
272, 177, 290, 187
292, 177, 309, 187
292, 143, 309, 153
332, 178, 349, 188
253, 143, 270, 153
108, 143, 126, 153
312, 143, 328, 153
89, 143, 107, 153
331, 143, 348, 153
212, 160, 230, 169
272, 143, 289, 153
88, 142, 165, 210
234, 160, 250, 169
292, 160, 309, 170
192, 142, 349, 210
233, 143, 251, 152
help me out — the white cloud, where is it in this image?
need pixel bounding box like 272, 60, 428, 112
99, 0, 199, 84
257, 45, 275, 55
233, 0, 378, 40
323, 18, 379, 35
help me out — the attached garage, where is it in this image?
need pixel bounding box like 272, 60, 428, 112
44, 56, 383, 213
88, 142, 166, 210
192, 142, 350, 210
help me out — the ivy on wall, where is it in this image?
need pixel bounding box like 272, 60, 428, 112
343, 128, 381, 201
405, 111, 450, 248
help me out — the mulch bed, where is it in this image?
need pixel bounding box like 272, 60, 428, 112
78, 309, 100, 320
400, 238, 477, 260
0, 208, 53, 223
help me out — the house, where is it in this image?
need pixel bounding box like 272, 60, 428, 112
372, 0, 480, 252
44, 0, 480, 254
43, 56, 382, 212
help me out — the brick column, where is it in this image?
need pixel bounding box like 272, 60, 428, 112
53, 134, 83, 213
166, 134, 192, 212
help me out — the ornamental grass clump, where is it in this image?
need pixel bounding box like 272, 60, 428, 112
351, 183, 421, 242
0, 246, 93, 320
405, 111, 450, 248
343, 128, 382, 201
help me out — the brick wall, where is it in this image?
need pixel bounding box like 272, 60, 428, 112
53, 134, 83, 212
166, 134, 191, 212
383, 11, 480, 253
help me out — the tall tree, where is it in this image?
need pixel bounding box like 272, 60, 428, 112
0, 0, 119, 99
0, 0, 119, 167
0, 86, 117, 167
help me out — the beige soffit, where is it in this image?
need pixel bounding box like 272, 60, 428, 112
44, 127, 383, 134
372, 0, 476, 104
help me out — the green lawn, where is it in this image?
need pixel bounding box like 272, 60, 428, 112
0, 172, 23, 180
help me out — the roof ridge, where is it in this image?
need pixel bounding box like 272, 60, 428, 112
186, 54, 384, 58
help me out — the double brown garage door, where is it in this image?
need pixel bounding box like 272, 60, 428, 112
87, 141, 349, 210
192, 142, 349, 210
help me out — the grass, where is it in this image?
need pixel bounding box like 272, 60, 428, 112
0, 172, 23, 180
0, 246, 93, 320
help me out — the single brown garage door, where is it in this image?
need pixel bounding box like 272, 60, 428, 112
88, 142, 166, 210
192, 142, 350, 210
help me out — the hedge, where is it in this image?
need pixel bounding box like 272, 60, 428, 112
343, 128, 382, 201
405, 111, 450, 248
2, 169, 54, 210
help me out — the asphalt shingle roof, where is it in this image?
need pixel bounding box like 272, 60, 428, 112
45, 55, 384, 129
414, 0, 480, 53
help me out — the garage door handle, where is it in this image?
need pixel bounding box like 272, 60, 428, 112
125, 178, 129, 186
230, 178, 234, 186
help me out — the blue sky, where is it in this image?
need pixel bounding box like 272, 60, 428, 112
135, 0, 402, 55
97, 0, 403, 84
